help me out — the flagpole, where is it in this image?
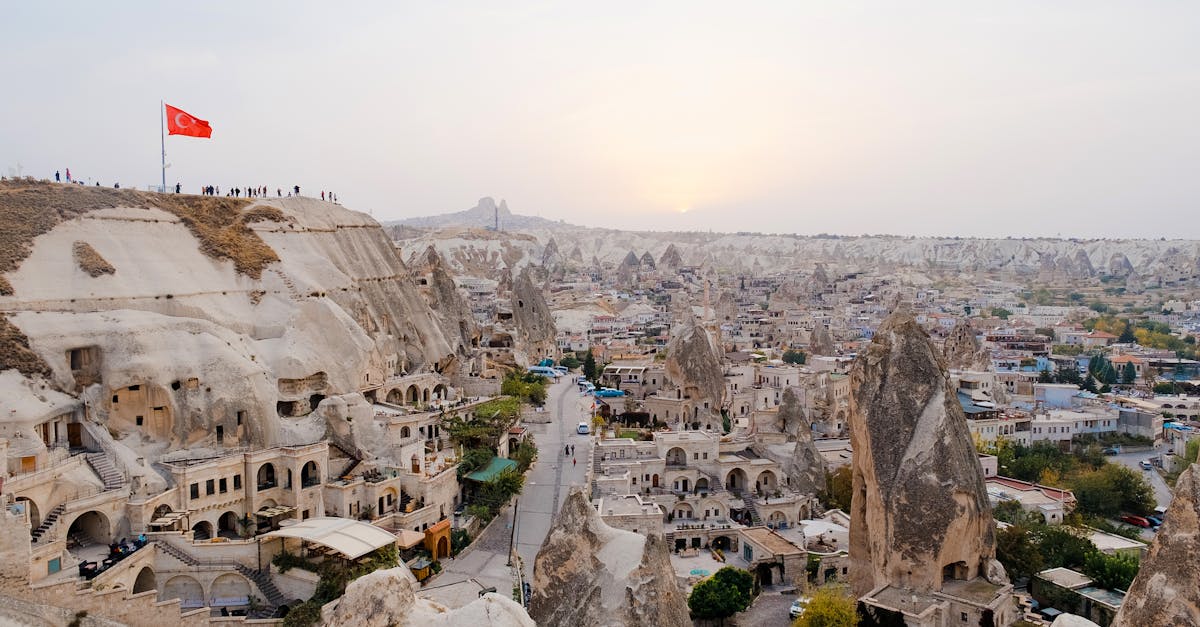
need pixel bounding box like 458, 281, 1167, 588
160, 100, 166, 193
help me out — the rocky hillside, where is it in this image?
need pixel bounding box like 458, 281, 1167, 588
393, 200, 1200, 283
0, 179, 474, 458
530, 488, 691, 627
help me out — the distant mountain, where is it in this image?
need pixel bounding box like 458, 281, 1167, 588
393, 197, 570, 231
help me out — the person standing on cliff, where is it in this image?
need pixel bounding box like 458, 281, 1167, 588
55, 170, 60, 182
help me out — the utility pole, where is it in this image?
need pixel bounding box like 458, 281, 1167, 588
507, 497, 519, 566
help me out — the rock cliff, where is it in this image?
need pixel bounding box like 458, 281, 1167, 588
530, 488, 691, 627
778, 388, 826, 495
1111, 466, 1200, 627
510, 268, 558, 365
848, 308, 1004, 596
0, 181, 465, 461
663, 314, 724, 413
323, 566, 534, 627
810, 324, 836, 356
942, 319, 991, 371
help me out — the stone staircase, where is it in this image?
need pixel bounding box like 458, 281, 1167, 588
85, 452, 124, 491
30, 503, 66, 543
156, 541, 285, 618
741, 494, 763, 526
235, 563, 288, 618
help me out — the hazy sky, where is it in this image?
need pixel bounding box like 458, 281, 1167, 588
3, 2, 1198, 238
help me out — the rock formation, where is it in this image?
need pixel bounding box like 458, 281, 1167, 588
663, 313, 725, 414
658, 243, 683, 270
530, 488, 691, 627
942, 319, 991, 371
1108, 252, 1135, 277
809, 324, 836, 356
0, 180, 464, 461
778, 388, 826, 495
848, 308, 1005, 596
323, 566, 534, 627
510, 268, 559, 365
1111, 466, 1200, 627
639, 251, 656, 269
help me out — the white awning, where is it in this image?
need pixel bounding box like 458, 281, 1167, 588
262, 517, 397, 560
254, 505, 295, 518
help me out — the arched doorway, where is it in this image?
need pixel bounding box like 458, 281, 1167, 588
665, 447, 687, 467
192, 520, 214, 540
694, 478, 710, 495
152, 504, 173, 521
161, 575, 203, 606
712, 535, 731, 551
218, 511, 240, 538
15, 497, 39, 529
386, 388, 403, 405
433, 384, 447, 401
406, 385, 420, 405
257, 463, 277, 490
422, 388, 430, 404
756, 470, 778, 494
725, 468, 748, 492
674, 503, 694, 520
301, 461, 321, 488
768, 511, 787, 526
211, 573, 252, 607
67, 511, 111, 547
436, 536, 450, 559
651, 474, 659, 488
133, 566, 156, 594
411, 454, 421, 475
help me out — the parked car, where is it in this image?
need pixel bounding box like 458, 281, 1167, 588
577, 421, 590, 435
1102, 447, 1120, 456
789, 598, 809, 619
1120, 514, 1152, 528
594, 387, 626, 397
1140, 460, 1154, 470
1145, 515, 1163, 527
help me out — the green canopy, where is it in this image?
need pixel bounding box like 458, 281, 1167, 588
465, 456, 518, 482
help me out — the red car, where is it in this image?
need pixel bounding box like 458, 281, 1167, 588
1120, 515, 1152, 528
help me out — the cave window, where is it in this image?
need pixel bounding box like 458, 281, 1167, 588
128, 384, 140, 391
215, 425, 224, 443
190, 483, 199, 499
233, 475, 242, 490
277, 401, 297, 417
236, 411, 244, 426
219, 478, 227, 493
112, 395, 119, 404
205, 479, 214, 496
309, 394, 325, 411
136, 416, 144, 426
171, 380, 181, 391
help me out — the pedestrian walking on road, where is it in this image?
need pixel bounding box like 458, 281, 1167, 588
564, 445, 569, 456
573, 458, 577, 467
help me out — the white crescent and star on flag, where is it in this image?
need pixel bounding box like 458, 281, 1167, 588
174, 112, 191, 128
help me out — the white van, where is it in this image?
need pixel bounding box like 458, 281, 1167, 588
577, 422, 590, 435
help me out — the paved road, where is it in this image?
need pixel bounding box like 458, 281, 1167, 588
1110, 447, 1173, 508
731, 590, 796, 627
418, 376, 592, 608
515, 377, 594, 578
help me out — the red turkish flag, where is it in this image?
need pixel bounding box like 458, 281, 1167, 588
165, 104, 212, 138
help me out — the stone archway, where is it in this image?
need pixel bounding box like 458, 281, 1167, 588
406, 385, 420, 405
436, 536, 450, 559
257, 463, 277, 490
433, 384, 448, 401
218, 511, 240, 538
15, 497, 39, 529
301, 461, 321, 488
133, 566, 156, 594
665, 447, 687, 467
694, 478, 710, 494
712, 535, 732, 551
756, 470, 778, 494
725, 467, 749, 492
161, 575, 203, 606
386, 388, 403, 404
192, 520, 214, 540
211, 573, 252, 606
67, 510, 111, 547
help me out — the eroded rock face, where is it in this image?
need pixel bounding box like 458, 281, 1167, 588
510, 268, 558, 366
943, 319, 991, 371
848, 309, 1004, 596
809, 324, 836, 356
419, 246, 478, 364
1112, 466, 1200, 627
778, 387, 826, 496
530, 489, 691, 627
658, 244, 683, 270
323, 566, 534, 627
663, 314, 724, 412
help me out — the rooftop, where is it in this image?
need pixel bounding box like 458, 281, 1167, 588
1037, 567, 1093, 590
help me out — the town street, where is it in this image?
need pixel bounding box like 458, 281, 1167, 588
418, 376, 593, 608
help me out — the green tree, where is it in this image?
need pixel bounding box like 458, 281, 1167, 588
1081, 373, 1098, 393
1037, 369, 1055, 383
688, 568, 752, 624
1118, 323, 1137, 344
1035, 526, 1096, 570
793, 586, 858, 627
992, 307, 1013, 320
583, 351, 597, 382
996, 525, 1045, 582
1121, 362, 1137, 384
1082, 551, 1139, 591
782, 349, 807, 365
820, 466, 853, 512
712, 566, 755, 601
993, 500, 1044, 527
